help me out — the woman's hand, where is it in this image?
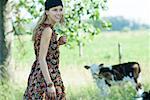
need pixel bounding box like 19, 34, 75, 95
58, 36, 67, 45
47, 86, 56, 99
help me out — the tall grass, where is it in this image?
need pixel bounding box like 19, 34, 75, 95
1, 30, 149, 100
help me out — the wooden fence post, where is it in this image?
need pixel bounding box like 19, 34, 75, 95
118, 43, 122, 64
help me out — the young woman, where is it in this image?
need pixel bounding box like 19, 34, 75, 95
23, 0, 66, 99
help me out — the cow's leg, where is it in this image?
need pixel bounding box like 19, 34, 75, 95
134, 75, 144, 96
96, 79, 110, 96
132, 76, 143, 97
134, 78, 142, 90
105, 80, 111, 87
132, 64, 144, 96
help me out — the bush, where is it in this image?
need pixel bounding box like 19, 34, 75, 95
0, 81, 24, 100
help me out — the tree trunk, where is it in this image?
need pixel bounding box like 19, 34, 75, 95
78, 41, 83, 57
0, 0, 7, 64
0, 0, 14, 81
77, 32, 83, 57
118, 43, 122, 64
0, 0, 8, 81
4, 0, 15, 81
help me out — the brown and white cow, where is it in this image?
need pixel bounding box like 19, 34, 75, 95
135, 91, 150, 100
84, 62, 144, 97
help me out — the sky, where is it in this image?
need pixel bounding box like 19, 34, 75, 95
101, 0, 150, 25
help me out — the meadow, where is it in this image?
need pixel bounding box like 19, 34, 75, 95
0, 30, 149, 100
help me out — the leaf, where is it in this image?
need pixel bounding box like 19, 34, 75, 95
13, 0, 110, 49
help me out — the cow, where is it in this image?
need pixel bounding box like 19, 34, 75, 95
135, 91, 150, 100
141, 91, 150, 100
84, 62, 144, 97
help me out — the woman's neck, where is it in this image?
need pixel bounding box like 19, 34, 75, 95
44, 17, 56, 27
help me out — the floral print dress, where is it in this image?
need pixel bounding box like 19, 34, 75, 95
23, 23, 66, 100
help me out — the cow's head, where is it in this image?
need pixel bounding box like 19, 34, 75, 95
84, 63, 113, 80
84, 64, 104, 79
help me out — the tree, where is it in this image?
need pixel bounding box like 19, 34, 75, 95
14, 0, 110, 56
57, 0, 109, 56
0, 0, 15, 82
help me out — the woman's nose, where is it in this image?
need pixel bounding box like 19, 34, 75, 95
56, 10, 62, 15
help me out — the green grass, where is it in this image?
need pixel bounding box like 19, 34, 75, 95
60, 30, 150, 68
13, 30, 150, 68
2, 30, 149, 100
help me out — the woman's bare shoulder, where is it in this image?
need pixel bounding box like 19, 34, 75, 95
42, 27, 52, 39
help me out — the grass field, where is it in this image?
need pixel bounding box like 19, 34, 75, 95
1, 30, 149, 100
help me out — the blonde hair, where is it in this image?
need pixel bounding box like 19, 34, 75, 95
32, 12, 64, 41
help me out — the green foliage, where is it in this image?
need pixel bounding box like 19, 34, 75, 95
101, 20, 112, 30
0, 82, 24, 100
66, 84, 137, 100
56, 0, 108, 48
13, 0, 109, 47
0, 83, 14, 100
13, 0, 44, 35
13, 35, 35, 64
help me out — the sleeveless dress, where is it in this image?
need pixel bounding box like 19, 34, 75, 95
23, 23, 66, 100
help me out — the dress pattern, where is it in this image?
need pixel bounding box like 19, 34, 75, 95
23, 23, 66, 100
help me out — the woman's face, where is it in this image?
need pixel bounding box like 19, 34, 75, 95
46, 6, 63, 23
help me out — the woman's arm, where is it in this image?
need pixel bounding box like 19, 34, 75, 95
38, 27, 53, 85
